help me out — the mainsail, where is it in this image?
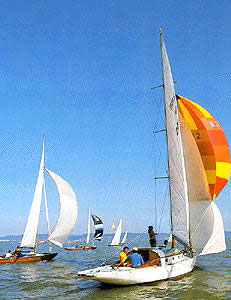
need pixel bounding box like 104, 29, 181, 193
20, 142, 45, 248
46, 168, 78, 248
160, 30, 189, 245
86, 209, 91, 245
110, 219, 122, 246
92, 215, 103, 241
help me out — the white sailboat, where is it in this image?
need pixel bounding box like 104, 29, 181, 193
78, 30, 230, 285
0, 141, 78, 264
109, 219, 127, 246
65, 211, 104, 251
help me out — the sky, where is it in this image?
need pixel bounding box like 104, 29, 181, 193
0, 0, 230, 236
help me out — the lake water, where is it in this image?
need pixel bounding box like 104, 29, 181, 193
0, 233, 230, 299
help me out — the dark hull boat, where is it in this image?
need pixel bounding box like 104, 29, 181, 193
0, 252, 58, 264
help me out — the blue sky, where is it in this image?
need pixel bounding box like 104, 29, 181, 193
0, 0, 230, 236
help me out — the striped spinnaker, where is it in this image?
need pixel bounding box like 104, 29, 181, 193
177, 95, 231, 200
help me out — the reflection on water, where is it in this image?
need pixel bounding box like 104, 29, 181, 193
0, 235, 230, 299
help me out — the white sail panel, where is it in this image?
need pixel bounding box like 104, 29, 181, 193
200, 201, 226, 255
43, 181, 51, 236
46, 168, 78, 248
160, 31, 189, 244
86, 209, 91, 245
121, 231, 128, 245
110, 219, 122, 245
20, 142, 45, 248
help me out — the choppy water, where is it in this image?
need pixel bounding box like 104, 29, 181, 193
0, 233, 230, 299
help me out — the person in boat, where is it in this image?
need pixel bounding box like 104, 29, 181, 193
159, 239, 168, 249
5, 250, 12, 258
13, 246, 22, 257
119, 246, 129, 266
148, 225, 156, 247
126, 247, 144, 268
75, 244, 84, 249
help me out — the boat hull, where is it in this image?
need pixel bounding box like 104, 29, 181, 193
78, 255, 196, 286
65, 247, 96, 251
0, 252, 58, 264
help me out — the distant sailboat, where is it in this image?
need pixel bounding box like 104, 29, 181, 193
65, 212, 103, 251
0, 141, 78, 264
109, 219, 127, 246
78, 29, 230, 285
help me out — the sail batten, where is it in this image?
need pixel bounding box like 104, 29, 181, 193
46, 168, 78, 248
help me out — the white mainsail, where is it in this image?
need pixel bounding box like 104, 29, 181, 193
160, 30, 189, 244
110, 219, 122, 245
46, 168, 78, 248
86, 209, 91, 245
20, 142, 45, 248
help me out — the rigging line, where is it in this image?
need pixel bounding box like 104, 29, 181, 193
153, 134, 157, 231
189, 203, 214, 240
152, 89, 165, 131
157, 183, 169, 235
100, 229, 147, 266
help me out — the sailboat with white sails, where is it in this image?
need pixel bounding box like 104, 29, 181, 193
0, 141, 78, 264
65, 210, 104, 251
78, 29, 230, 285
109, 219, 127, 246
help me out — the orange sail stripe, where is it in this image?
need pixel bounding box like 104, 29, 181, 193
177, 95, 231, 200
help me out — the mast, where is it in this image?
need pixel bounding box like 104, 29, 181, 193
160, 29, 190, 247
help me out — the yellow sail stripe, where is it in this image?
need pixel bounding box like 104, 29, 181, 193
183, 98, 213, 119
205, 170, 216, 184
178, 100, 197, 130
216, 162, 231, 180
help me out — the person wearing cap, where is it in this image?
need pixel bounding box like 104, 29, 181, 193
126, 247, 144, 268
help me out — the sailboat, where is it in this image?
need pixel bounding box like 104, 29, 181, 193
78, 29, 230, 285
109, 219, 127, 246
0, 141, 78, 264
65, 212, 103, 251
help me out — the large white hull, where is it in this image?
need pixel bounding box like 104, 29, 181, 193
78, 254, 196, 286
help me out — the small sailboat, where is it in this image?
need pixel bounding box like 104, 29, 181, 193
78, 29, 230, 285
109, 219, 127, 246
0, 141, 78, 264
65, 212, 103, 251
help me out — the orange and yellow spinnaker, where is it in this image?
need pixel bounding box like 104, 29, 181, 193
177, 95, 231, 200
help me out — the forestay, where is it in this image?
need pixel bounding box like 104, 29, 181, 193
46, 168, 78, 247
20, 142, 45, 248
